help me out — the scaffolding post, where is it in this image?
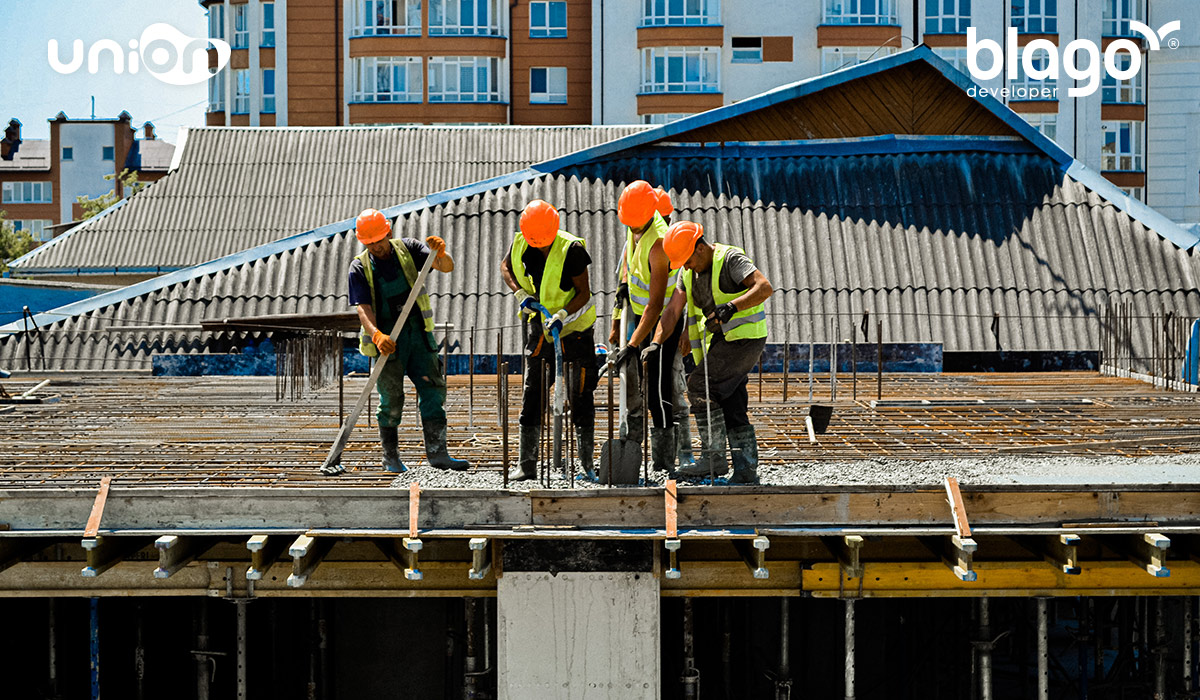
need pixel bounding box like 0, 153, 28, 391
844, 598, 856, 700
90, 598, 100, 700
1037, 598, 1049, 700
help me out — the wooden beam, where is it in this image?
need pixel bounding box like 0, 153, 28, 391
83, 477, 112, 538
0, 538, 53, 574
246, 534, 289, 581
81, 536, 151, 578
733, 536, 770, 579
944, 477, 971, 538
468, 538, 491, 580
664, 539, 682, 580
821, 534, 865, 579
919, 535, 977, 582
409, 483, 420, 538
1105, 533, 1171, 577
1173, 533, 1200, 564
287, 535, 334, 587
1021, 534, 1082, 575
664, 480, 678, 539
403, 538, 423, 581
153, 535, 213, 579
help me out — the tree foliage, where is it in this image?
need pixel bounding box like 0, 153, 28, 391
0, 210, 38, 274
76, 169, 145, 220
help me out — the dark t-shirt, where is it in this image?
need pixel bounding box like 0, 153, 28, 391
503, 240, 591, 292
677, 248, 757, 318
348, 238, 431, 321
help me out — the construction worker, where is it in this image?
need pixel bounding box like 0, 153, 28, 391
608, 180, 694, 473
349, 208, 469, 473
500, 199, 599, 481
652, 220, 773, 484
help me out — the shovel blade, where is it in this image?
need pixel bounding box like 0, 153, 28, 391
598, 438, 642, 485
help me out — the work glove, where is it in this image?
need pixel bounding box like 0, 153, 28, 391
640, 341, 661, 364
371, 329, 396, 355
608, 345, 637, 369
713, 301, 738, 324
425, 235, 447, 259
544, 309, 568, 335
515, 289, 538, 318
614, 282, 629, 309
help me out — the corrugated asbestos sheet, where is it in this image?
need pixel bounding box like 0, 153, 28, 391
11, 125, 648, 272
4, 150, 1198, 370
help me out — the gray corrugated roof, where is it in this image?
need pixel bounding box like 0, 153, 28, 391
10, 125, 648, 273
4, 151, 1198, 370
0, 141, 50, 171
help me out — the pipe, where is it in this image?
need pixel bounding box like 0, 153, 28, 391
318, 601, 330, 700
1185, 596, 1195, 692
681, 599, 698, 700
978, 598, 993, 700
722, 603, 733, 698
776, 597, 791, 700
465, 599, 479, 699
48, 599, 58, 698
830, 319, 837, 402
1037, 598, 1049, 700
135, 603, 146, 700
237, 602, 248, 700
844, 598, 856, 700
1155, 597, 1167, 699
90, 598, 100, 700
197, 600, 211, 700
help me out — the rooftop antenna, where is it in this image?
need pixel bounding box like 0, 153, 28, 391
90, 97, 95, 119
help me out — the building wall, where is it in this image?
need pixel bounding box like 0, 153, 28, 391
288, 0, 342, 125
1148, 0, 1200, 223
56, 122, 118, 223
511, 0, 592, 125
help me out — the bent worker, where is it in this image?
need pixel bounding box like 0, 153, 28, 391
652, 220, 773, 484
349, 208, 469, 473
500, 199, 598, 481
607, 180, 693, 473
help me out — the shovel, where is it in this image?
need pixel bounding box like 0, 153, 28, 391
527, 301, 567, 481
598, 298, 642, 484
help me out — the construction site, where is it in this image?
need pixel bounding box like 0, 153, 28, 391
2, 48, 1200, 699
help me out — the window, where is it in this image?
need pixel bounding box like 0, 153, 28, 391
820, 46, 896, 73
101, 146, 115, 161
529, 67, 567, 103
1020, 112, 1057, 141
1102, 53, 1144, 103
428, 56, 502, 102
732, 37, 762, 63
1008, 50, 1057, 100
233, 69, 251, 113
530, 1, 567, 37
2, 182, 53, 204
429, 0, 502, 36
1119, 186, 1144, 202
352, 56, 424, 102
61, 147, 74, 161
1103, 0, 1143, 36
641, 0, 719, 26
1101, 120, 1144, 171
208, 4, 225, 40
232, 4, 249, 48
262, 69, 276, 112
352, 0, 422, 36
641, 47, 719, 93
641, 113, 689, 125
823, 0, 897, 25
262, 2, 276, 47
209, 70, 226, 111
933, 47, 970, 73
925, 0, 970, 33
11, 219, 54, 242
1011, 0, 1057, 33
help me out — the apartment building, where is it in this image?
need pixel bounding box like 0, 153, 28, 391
0, 113, 173, 242
201, 0, 1200, 222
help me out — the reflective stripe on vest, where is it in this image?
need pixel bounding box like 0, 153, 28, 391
357, 239, 436, 357
681, 243, 767, 364
625, 211, 677, 315
511, 230, 597, 338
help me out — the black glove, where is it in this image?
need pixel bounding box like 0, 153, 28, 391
640, 341, 661, 364
614, 282, 629, 308
608, 345, 637, 369
714, 301, 738, 324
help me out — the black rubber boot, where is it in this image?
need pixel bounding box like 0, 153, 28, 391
650, 425, 677, 473
576, 425, 595, 480
509, 425, 539, 481
423, 418, 469, 471
727, 424, 759, 485
380, 426, 407, 473
676, 407, 729, 478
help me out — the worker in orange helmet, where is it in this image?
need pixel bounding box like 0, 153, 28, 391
348, 208, 469, 473
608, 181, 694, 474
500, 199, 599, 481
652, 220, 773, 484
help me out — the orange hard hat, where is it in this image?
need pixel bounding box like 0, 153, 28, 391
356, 208, 391, 244
618, 180, 658, 228
663, 220, 703, 269
519, 199, 560, 248
654, 187, 673, 217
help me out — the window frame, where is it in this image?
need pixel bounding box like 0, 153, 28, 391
208, 4, 225, 40
12, 219, 54, 242
932, 46, 970, 73
641, 113, 690, 125
1020, 112, 1058, 142
351, 56, 425, 103
208, 70, 226, 111
101, 146, 115, 161
1103, 0, 1144, 37
529, 66, 567, 103
1008, 51, 1058, 101
1011, 0, 1058, 34
262, 68, 277, 113
1119, 186, 1144, 202
1101, 52, 1144, 104
529, 0, 568, 38
352, 0, 423, 37
822, 0, 898, 26
641, 0, 719, 26
233, 68, 251, 114
1101, 120, 1145, 172
820, 45, 897, 73
232, 4, 250, 49
261, 2, 276, 47
428, 56, 503, 102
731, 37, 763, 63
61, 147, 74, 161
924, 0, 971, 34
640, 46, 721, 94
428, 0, 503, 37
2, 181, 53, 204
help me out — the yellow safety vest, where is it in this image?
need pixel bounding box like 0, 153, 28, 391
682, 243, 768, 364
624, 211, 678, 316
510, 230, 597, 338
357, 239, 436, 357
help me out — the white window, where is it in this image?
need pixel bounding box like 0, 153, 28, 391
262, 2, 276, 47
1103, 0, 1143, 36
731, 37, 762, 63
529, 67, 567, 103
208, 4, 225, 40
233, 69, 251, 113
102, 146, 115, 161
530, 1, 567, 37
641, 0, 719, 26
1102, 53, 1144, 103
428, 56, 502, 102
641, 47, 719, 93
820, 46, 896, 73
61, 147, 74, 161
352, 0, 423, 36
641, 113, 689, 125
1011, 0, 1057, 33
1119, 186, 1144, 202
262, 68, 276, 112
925, 0, 970, 33
12, 219, 54, 242
209, 70, 226, 111
1020, 112, 1057, 141
823, 0, 897, 25
1008, 51, 1057, 100
1101, 120, 1144, 171
353, 56, 423, 102
429, 0, 502, 36
933, 47, 970, 73
232, 4, 249, 49
2, 182, 53, 204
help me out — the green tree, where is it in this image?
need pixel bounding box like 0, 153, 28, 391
0, 210, 38, 274
76, 168, 145, 220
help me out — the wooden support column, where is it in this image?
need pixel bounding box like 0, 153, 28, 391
1022, 534, 1081, 575
245, 534, 289, 581
1107, 533, 1171, 577
919, 535, 977, 582
153, 535, 212, 579
81, 537, 151, 578
734, 536, 770, 579
468, 538, 491, 580
821, 534, 865, 579
286, 535, 333, 587
664, 480, 682, 580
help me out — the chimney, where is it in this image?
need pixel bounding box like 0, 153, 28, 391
143, 122, 156, 140
1, 118, 21, 161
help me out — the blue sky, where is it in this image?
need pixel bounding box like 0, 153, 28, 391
0, 0, 210, 145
